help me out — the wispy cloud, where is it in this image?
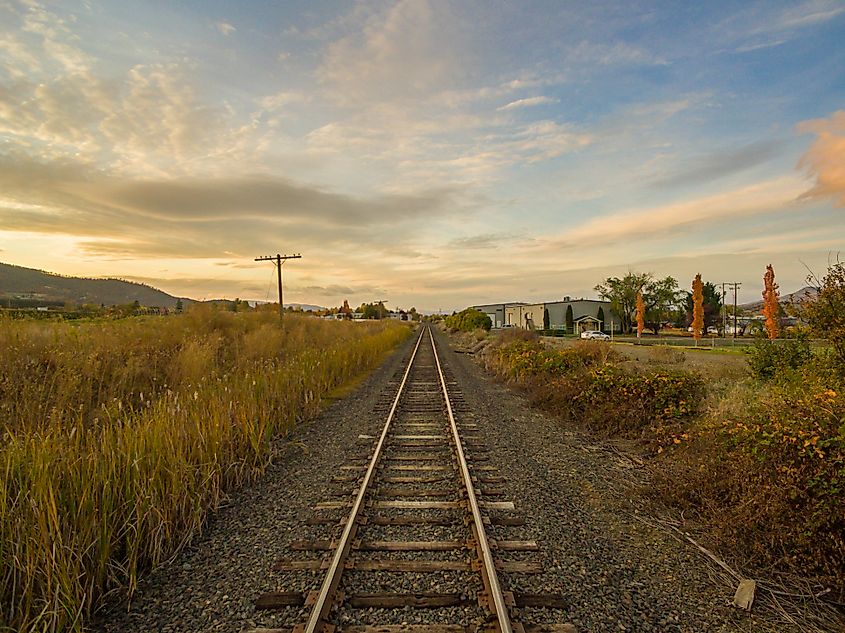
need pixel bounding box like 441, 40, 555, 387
317, 0, 465, 105
775, 0, 844, 30
649, 139, 786, 189
565, 40, 668, 67
447, 233, 519, 250
544, 176, 808, 249
734, 39, 788, 53
0, 154, 466, 258
728, 0, 844, 52
497, 96, 558, 111
0, 19, 260, 176
215, 21, 236, 36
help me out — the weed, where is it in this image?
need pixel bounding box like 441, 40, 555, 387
0, 311, 411, 632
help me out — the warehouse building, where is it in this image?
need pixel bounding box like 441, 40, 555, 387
503, 297, 621, 333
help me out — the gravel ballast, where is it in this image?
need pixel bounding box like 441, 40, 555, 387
93, 327, 790, 632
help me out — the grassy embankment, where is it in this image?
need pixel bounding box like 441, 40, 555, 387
0, 309, 412, 632
476, 329, 843, 594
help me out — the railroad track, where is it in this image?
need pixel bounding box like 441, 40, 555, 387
253, 326, 573, 633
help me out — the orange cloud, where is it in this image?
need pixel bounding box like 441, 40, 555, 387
798, 110, 845, 206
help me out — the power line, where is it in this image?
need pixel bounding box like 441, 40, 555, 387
254, 253, 301, 320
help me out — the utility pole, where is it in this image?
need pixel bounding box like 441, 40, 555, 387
719, 282, 742, 342
255, 253, 301, 320
374, 299, 387, 320
733, 282, 741, 343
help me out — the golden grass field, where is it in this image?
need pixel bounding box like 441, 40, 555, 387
0, 309, 411, 632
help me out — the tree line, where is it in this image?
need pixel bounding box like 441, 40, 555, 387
592, 263, 829, 338
594, 271, 723, 335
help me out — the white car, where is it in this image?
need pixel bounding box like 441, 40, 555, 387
580, 330, 610, 341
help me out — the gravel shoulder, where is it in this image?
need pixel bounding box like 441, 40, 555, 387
92, 327, 788, 633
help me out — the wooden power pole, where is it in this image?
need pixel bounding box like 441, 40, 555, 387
255, 253, 301, 319
374, 299, 387, 320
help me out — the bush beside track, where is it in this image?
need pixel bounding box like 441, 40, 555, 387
477, 328, 844, 593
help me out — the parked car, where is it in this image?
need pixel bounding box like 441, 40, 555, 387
580, 330, 610, 340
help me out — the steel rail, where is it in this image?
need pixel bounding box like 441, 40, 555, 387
302, 326, 426, 633
428, 327, 515, 633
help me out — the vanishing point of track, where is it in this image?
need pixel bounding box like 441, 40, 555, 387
253, 325, 572, 633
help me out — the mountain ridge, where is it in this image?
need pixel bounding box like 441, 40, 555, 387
0, 262, 194, 309
0, 262, 330, 311
738, 285, 818, 312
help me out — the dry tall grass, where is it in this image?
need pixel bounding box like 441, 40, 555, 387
0, 309, 411, 632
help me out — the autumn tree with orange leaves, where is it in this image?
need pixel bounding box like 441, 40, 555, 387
692, 274, 704, 342
763, 264, 780, 339
636, 291, 645, 338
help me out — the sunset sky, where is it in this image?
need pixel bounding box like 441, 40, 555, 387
1, 0, 844, 311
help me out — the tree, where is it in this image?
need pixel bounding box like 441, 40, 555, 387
636, 291, 645, 338
683, 281, 722, 329
594, 271, 651, 333
360, 302, 382, 319
805, 261, 845, 364
763, 264, 780, 339
597, 307, 605, 332
643, 276, 682, 334
175, 298, 183, 313
565, 305, 574, 333
692, 274, 704, 342
595, 272, 681, 334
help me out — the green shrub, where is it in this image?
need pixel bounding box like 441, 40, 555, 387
444, 308, 491, 332
746, 335, 811, 380
576, 367, 703, 441
486, 339, 702, 445
805, 261, 845, 365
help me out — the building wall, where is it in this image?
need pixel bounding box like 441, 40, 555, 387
522, 303, 546, 329
505, 303, 545, 328
545, 300, 621, 332
545, 302, 569, 329
475, 299, 621, 332
470, 303, 527, 328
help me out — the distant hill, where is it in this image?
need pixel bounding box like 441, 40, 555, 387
0, 262, 191, 309
739, 286, 818, 313
286, 303, 326, 312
